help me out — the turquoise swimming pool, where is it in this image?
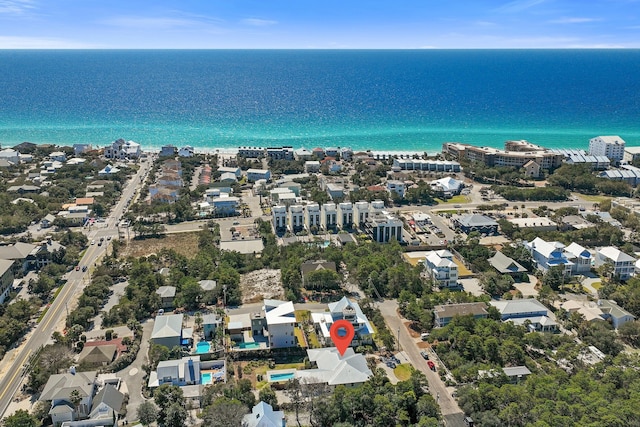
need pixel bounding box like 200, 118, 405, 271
201, 372, 212, 385
269, 372, 295, 381
238, 342, 260, 349
195, 341, 211, 354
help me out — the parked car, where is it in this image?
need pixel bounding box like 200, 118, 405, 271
420, 351, 429, 360
82, 266, 87, 272
75, 266, 80, 271
427, 360, 436, 371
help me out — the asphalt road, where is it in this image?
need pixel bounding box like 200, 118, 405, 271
0, 160, 150, 419
378, 299, 467, 427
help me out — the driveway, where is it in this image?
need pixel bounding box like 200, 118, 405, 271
378, 300, 466, 425
117, 319, 154, 423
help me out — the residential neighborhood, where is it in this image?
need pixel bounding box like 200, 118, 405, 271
3, 137, 640, 427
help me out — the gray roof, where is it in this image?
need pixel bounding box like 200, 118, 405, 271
0, 259, 14, 276
599, 300, 635, 320
300, 260, 336, 276
156, 286, 176, 298
40, 371, 97, 401
219, 239, 265, 254
91, 384, 124, 413
151, 313, 183, 339
457, 214, 498, 227
435, 302, 489, 320
202, 313, 219, 325
78, 344, 117, 364
0, 242, 37, 260
490, 299, 549, 316
502, 366, 532, 377
243, 401, 285, 427
489, 251, 527, 274
198, 280, 217, 291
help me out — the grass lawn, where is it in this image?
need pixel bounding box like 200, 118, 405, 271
575, 194, 611, 203
394, 364, 413, 381
294, 328, 308, 348
307, 328, 321, 348
436, 195, 470, 204
295, 310, 310, 323
453, 259, 473, 277
276, 362, 305, 370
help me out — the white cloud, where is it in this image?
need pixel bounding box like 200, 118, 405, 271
0, 36, 100, 48
0, 0, 35, 15
548, 17, 600, 24
241, 18, 277, 27
495, 0, 547, 13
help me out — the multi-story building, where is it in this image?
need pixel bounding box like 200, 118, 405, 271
424, 250, 459, 289
237, 146, 265, 158
104, 138, 141, 160
595, 246, 636, 280
304, 203, 321, 230
266, 146, 294, 160
0, 260, 15, 304
391, 158, 460, 172
251, 300, 297, 348
321, 203, 338, 230
272, 205, 287, 232
525, 237, 573, 276
443, 141, 563, 171
288, 205, 304, 233
386, 180, 406, 198
311, 297, 374, 347
564, 242, 592, 275
337, 202, 354, 229
365, 210, 403, 243
353, 201, 371, 228
589, 136, 625, 164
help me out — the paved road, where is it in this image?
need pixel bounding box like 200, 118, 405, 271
118, 319, 154, 423
378, 299, 466, 427
0, 160, 150, 419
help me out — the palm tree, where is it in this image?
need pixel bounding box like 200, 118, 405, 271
69, 389, 82, 419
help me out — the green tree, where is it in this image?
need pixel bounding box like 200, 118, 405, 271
137, 401, 158, 426
153, 384, 185, 426
542, 265, 565, 291
2, 409, 37, 427
258, 385, 278, 409
164, 402, 188, 427
201, 397, 248, 427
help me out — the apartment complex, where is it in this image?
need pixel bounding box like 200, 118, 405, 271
442, 141, 563, 170
588, 136, 625, 164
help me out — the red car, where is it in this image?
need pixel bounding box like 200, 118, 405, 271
75, 266, 80, 271
427, 360, 436, 371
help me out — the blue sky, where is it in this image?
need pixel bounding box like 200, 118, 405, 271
0, 0, 639, 48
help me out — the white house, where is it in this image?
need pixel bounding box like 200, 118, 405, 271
178, 146, 195, 157
149, 356, 201, 387
247, 168, 271, 182
0, 148, 20, 165
104, 139, 141, 160
321, 203, 338, 230
337, 202, 354, 229
295, 347, 372, 387
305, 160, 321, 173
430, 177, 463, 196
288, 205, 304, 232
73, 144, 92, 155
595, 246, 636, 280
525, 237, 573, 276
304, 203, 321, 231
243, 401, 286, 427
490, 299, 558, 332
386, 180, 406, 198
424, 250, 459, 289
564, 242, 592, 275
218, 166, 242, 178
353, 201, 370, 228
264, 300, 297, 348
272, 205, 287, 232
311, 297, 374, 347
50, 151, 67, 162
210, 195, 239, 216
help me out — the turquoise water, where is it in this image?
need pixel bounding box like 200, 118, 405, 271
1, 50, 640, 152
195, 341, 211, 354
269, 372, 296, 381
201, 372, 212, 385
238, 342, 260, 349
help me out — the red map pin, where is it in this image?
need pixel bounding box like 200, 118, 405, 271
329, 319, 355, 356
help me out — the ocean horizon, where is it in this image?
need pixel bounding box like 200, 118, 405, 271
1, 49, 640, 153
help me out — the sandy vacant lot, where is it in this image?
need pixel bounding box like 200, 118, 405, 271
240, 269, 283, 304
121, 232, 200, 259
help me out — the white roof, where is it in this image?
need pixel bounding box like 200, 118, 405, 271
431, 176, 462, 192
243, 401, 285, 427
565, 242, 591, 259
265, 300, 296, 325
598, 246, 636, 263
151, 314, 183, 339
490, 299, 549, 316
425, 252, 456, 268
528, 237, 564, 258
509, 217, 557, 228
297, 347, 372, 386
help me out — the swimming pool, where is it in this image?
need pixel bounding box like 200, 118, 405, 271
269, 372, 295, 381
195, 341, 211, 354
201, 372, 212, 385
238, 342, 260, 349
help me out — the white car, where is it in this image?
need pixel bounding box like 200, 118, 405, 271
91, 240, 95, 245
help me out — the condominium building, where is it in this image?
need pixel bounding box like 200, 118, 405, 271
321, 203, 338, 230
304, 203, 321, 230
288, 205, 304, 233
442, 142, 563, 170
589, 136, 625, 164
272, 205, 287, 232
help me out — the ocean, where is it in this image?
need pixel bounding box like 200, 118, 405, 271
1, 49, 639, 153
